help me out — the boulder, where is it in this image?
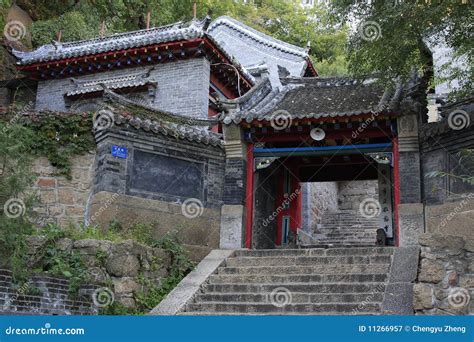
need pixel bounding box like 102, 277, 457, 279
106, 254, 140, 277
110, 240, 144, 257
112, 277, 141, 294
418, 259, 445, 283
73, 239, 112, 255
459, 275, 474, 289
56, 238, 73, 252
413, 283, 433, 310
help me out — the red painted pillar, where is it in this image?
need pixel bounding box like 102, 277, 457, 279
393, 136, 400, 247
245, 144, 254, 249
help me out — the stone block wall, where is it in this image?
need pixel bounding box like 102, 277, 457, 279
301, 182, 338, 231
414, 233, 473, 315
31, 153, 96, 228
337, 180, 378, 211
89, 191, 220, 262
302, 180, 378, 230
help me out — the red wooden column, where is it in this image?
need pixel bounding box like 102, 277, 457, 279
392, 136, 400, 247
245, 144, 254, 249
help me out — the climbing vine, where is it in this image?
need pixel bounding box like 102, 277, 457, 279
20, 111, 95, 178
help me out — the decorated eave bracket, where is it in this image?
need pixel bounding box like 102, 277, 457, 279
254, 157, 279, 171
365, 152, 393, 167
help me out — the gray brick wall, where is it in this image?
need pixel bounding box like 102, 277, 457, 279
35, 58, 210, 119
399, 152, 422, 204
223, 158, 247, 205
421, 124, 474, 204
94, 127, 225, 208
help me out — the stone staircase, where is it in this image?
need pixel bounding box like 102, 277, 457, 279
303, 210, 380, 247
179, 247, 394, 315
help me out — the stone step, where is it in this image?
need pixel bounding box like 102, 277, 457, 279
218, 264, 391, 275
226, 255, 392, 267
311, 236, 377, 240
313, 238, 377, 243
234, 247, 393, 258
301, 244, 378, 248
209, 273, 388, 284
314, 230, 377, 235
194, 292, 384, 304
313, 226, 379, 233
316, 225, 379, 230
202, 282, 386, 294
314, 237, 376, 246
186, 302, 381, 313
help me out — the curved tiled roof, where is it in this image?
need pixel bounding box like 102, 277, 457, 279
11, 16, 255, 87
12, 20, 206, 65
220, 77, 403, 125
102, 88, 218, 126
66, 72, 155, 96
207, 16, 308, 58
110, 113, 224, 148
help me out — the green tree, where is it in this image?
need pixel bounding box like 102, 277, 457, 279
329, 0, 473, 98
0, 119, 36, 276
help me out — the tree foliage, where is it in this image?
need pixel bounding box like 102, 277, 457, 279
329, 0, 473, 98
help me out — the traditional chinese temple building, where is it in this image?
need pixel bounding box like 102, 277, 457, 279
2, 12, 473, 316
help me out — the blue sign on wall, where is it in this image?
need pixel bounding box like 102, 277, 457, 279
111, 145, 127, 159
